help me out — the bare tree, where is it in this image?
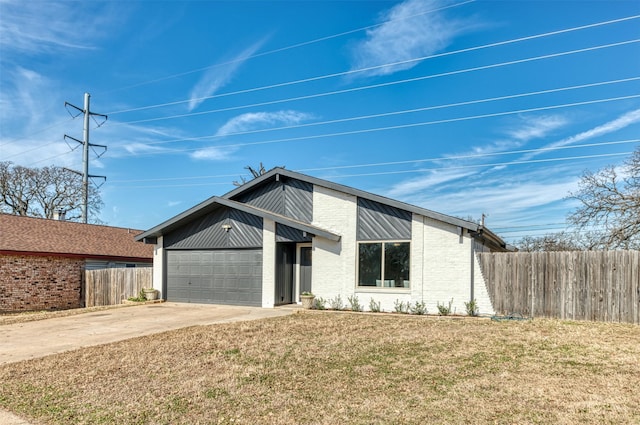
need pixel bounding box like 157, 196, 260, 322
232, 163, 283, 187
516, 232, 583, 252
0, 161, 103, 222
567, 147, 640, 250
515, 148, 639, 252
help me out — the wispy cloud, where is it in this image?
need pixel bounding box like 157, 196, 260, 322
188, 38, 269, 111
190, 146, 238, 161
0, 1, 119, 55
215, 110, 315, 137
350, 0, 475, 77
519, 108, 640, 161
395, 164, 582, 226
190, 110, 314, 160
386, 169, 475, 198
505, 114, 569, 142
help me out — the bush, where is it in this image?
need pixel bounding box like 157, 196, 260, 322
410, 301, 427, 315
393, 300, 410, 314
329, 295, 344, 310
464, 299, 479, 317
369, 298, 381, 313
437, 298, 453, 316
347, 295, 363, 312
313, 297, 326, 310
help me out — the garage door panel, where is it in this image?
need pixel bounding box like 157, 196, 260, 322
167, 250, 262, 306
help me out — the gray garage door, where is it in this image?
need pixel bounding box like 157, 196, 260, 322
166, 250, 262, 306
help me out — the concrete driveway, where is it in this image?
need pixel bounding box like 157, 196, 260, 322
0, 302, 294, 365
0, 303, 295, 424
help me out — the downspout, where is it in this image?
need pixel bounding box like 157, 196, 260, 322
422, 216, 426, 304
470, 233, 475, 303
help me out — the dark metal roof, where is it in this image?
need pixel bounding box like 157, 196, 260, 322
226, 168, 478, 229
135, 196, 340, 243
137, 168, 508, 250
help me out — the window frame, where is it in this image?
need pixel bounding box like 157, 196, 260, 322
356, 240, 411, 290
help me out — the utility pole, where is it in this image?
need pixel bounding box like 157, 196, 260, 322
64, 93, 107, 223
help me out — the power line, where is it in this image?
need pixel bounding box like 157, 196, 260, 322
108, 139, 639, 184
106, 14, 640, 116
115, 39, 640, 126
126, 76, 640, 145
127, 94, 640, 155
298, 139, 640, 172
99, 0, 475, 96
109, 151, 633, 190
319, 152, 632, 179
0, 117, 74, 148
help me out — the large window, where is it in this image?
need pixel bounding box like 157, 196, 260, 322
358, 242, 410, 288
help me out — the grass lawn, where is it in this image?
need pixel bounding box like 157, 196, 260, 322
0, 311, 638, 424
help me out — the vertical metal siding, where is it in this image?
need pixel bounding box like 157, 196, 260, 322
229, 209, 263, 247
284, 178, 313, 222
233, 177, 313, 222
164, 207, 262, 249
357, 198, 412, 241
236, 180, 285, 215
276, 223, 312, 242
164, 208, 228, 248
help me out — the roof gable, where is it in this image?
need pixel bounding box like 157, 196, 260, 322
135, 197, 340, 242
137, 168, 507, 250
0, 214, 153, 260
224, 168, 479, 230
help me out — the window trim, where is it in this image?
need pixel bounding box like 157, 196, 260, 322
356, 240, 411, 290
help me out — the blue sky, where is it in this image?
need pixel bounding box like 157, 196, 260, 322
1, 0, 639, 243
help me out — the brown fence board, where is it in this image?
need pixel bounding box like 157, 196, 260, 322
84, 268, 152, 307
479, 251, 640, 324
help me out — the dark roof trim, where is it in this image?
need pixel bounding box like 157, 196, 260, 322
135, 196, 341, 242
224, 168, 483, 232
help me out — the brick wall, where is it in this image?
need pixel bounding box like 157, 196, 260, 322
0, 254, 84, 312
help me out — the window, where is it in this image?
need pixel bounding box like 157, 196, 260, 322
358, 242, 410, 288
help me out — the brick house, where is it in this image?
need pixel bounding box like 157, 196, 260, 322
0, 214, 153, 312
137, 168, 511, 314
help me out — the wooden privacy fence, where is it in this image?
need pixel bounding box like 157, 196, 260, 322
84, 268, 153, 307
478, 251, 640, 324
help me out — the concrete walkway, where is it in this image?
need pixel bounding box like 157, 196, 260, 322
0, 302, 295, 424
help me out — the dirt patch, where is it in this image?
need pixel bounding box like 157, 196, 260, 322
0, 312, 638, 424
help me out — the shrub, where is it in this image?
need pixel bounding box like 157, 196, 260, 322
393, 299, 410, 314
410, 301, 427, 315
464, 299, 479, 316
369, 298, 381, 313
437, 298, 453, 316
313, 297, 326, 310
329, 295, 344, 310
127, 290, 147, 302
347, 295, 363, 312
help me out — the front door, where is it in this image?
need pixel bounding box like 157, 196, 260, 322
299, 246, 312, 298
275, 243, 294, 305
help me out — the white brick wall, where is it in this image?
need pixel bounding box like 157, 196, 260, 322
311, 185, 358, 302
308, 191, 495, 315
153, 236, 164, 296
262, 218, 276, 308
421, 217, 472, 315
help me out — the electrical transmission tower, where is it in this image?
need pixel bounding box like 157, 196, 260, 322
64, 93, 108, 224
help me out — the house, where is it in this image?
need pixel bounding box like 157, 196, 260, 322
0, 214, 153, 312
136, 168, 510, 314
